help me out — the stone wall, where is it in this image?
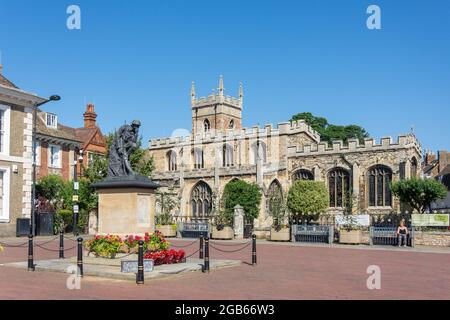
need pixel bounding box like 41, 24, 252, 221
414, 231, 450, 247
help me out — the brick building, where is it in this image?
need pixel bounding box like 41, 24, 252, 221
36, 104, 107, 180
423, 150, 450, 212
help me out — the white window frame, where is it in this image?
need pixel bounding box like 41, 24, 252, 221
48, 144, 62, 168
0, 167, 10, 222
45, 112, 58, 129
0, 105, 11, 156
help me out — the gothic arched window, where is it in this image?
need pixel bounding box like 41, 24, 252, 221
368, 165, 392, 207
229, 120, 235, 129
190, 181, 212, 218
292, 169, 314, 182
328, 168, 350, 208
193, 148, 204, 169
204, 119, 211, 132
166, 150, 177, 171
267, 180, 283, 217
222, 144, 234, 167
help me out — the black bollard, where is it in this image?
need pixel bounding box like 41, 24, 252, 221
77, 237, 83, 277
136, 240, 144, 285
252, 234, 257, 266
27, 234, 34, 272
199, 234, 204, 259
59, 231, 64, 259
203, 237, 210, 273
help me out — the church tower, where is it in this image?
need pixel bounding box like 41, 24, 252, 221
191, 76, 243, 135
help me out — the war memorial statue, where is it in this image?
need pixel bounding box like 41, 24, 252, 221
108, 120, 141, 177
93, 120, 159, 235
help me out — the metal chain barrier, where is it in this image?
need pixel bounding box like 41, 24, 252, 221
169, 239, 199, 248
108, 252, 137, 260
209, 240, 252, 247
184, 248, 200, 259
34, 236, 59, 246
34, 243, 62, 252
0, 240, 29, 248
209, 241, 252, 253
63, 236, 79, 242
0, 235, 58, 248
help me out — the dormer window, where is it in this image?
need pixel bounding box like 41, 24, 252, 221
46, 113, 58, 129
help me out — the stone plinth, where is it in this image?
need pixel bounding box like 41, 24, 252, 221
93, 175, 160, 236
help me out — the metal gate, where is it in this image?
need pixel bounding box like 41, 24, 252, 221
244, 219, 254, 238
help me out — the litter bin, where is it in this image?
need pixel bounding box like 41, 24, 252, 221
36, 212, 54, 236
16, 217, 31, 237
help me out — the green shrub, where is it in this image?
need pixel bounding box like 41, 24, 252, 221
54, 209, 73, 233
223, 180, 262, 221
287, 180, 329, 222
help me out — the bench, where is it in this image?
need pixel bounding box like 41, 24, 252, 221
176, 221, 210, 238
369, 227, 415, 247
291, 225, 334, 244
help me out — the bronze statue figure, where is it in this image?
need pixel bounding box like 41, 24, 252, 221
108, 120, 141, 177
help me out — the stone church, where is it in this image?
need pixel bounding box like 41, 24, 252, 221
148, 77, 422, 237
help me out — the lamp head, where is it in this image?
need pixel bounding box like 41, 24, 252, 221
49, 95, 61, 101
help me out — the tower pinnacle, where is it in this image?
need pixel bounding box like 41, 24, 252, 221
219, 75, 224, 96
191, 81, 196, 106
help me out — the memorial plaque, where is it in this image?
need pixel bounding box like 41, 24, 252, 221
137, 194, 151, 225
121, 259, 154, 273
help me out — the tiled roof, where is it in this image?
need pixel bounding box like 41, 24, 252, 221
75, 127, 106, 149
0, 74, 18, 89
36, 111, 82, 143
423, 160, 438, 175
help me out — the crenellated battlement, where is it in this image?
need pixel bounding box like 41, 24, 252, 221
149, 120, 321, 149
193, 94, 242, 109
287, 133, 422, 157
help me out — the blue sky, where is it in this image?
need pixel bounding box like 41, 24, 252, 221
0, 0, 449, 150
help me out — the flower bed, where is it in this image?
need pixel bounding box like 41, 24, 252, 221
84, 231, 184, 265
144, 249, 185, 266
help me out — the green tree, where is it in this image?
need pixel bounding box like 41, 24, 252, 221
36, 175, 94, 232
287, 180, 329, 222
391, 178, 448, 213
291, 112, 369, 144
222, 180, 262, 221
155, 190, 179, 225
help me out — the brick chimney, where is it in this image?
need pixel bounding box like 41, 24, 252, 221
438, 150, 450, 173
424, 150, 436, 165
0, 64, 3, 75
83, 104, 97, 128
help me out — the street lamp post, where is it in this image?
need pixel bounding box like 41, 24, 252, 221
73, 149, 83, 236
31, 95, 61, 236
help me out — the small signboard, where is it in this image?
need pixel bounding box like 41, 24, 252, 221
72, 195, 79, 202
335, 215, 370, 227
73, 205, 79, 213
74, 182, 79, 190
121, 259, 154, 273
411, 214, 449, 227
